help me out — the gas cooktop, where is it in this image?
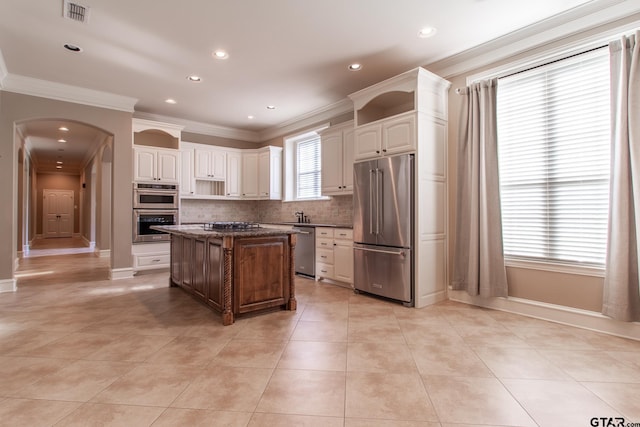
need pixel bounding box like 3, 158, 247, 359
203, 221, 261, 231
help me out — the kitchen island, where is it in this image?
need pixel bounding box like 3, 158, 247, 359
153, 224, 297, 325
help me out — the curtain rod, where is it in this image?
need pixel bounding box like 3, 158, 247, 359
455, 43, 608, 94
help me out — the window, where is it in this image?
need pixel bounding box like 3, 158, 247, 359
496, 48, 611, 265
296, 134, 322, 199
283, 126, 328, 201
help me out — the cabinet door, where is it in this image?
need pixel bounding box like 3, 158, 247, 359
156, 149, 179, 183
241, 152, 259, 198
180, 149, 194, 196
334, 239, 354, 284
194, 149, 211, 179
342, 129, 355, 192
192, 238, 206, 299
354, 124, 382, 161
321, 131, 343, 194
269, 149, 282, 200
258, 150, 271, 198
211, 149, 226, 179
226, 151, 242, 197
133, 147, 157, 182
383, 114, 416, 155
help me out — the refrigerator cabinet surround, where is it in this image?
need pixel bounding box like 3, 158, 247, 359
354, 243, 412, 303
353, 155, 413, 248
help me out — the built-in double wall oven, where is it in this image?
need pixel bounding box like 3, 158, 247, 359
133, 183, 179, 243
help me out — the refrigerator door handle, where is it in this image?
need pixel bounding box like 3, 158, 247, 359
369, 169, 375, 235
354, 246, 406, 257
377, 168, 383, 235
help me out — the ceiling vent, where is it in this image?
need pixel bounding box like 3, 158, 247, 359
62, 0, 90, 23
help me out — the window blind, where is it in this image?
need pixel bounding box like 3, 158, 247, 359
496, 48, 610, 265
296, 135, 322, 199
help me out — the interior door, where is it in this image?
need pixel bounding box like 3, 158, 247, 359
43, 189, 74, 238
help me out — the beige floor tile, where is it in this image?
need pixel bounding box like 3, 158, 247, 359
577, 330, 640, 351
606, 350, 640, 369
509, 325, 597, 350
0, 330, 69, 356
233, 318, 298, 341
143, 336, 226, 366
300, 301, 349, 321
538, 349, 640, 382
55, 402, 165, 426
347, 341, 417, 373
453, 325, 531, 347
473, 346, 571, 380
503, 378, 623, 427
582, 382, 640, 421
346, 420, 439, 427
153, 408, 253, 427
214, 340, 287, 368
13, 359, 133, 402
91, 364, 200, 407
0, 398, 80, 427
256, 369, 345, 417
171, 366, 272, 411
424, 376, 536, 426
0, 356, 67, 396
409, 343, 493, 377
248, 413, 344, 427
399, 321, 466, 346
345, 371, 437, 422
278, 341, 347, 371
348, 317, 405, 343
83, 334, 176, 362
290, 319, 348, 342
26, 332, 119, 359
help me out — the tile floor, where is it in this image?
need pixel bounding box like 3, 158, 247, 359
2, 249, 640, 426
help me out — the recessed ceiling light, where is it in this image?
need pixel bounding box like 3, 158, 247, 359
165, 98, 177, 104
56, 161, 63, 164
248, 115, 255, 119
63, 43, 83, 52
59, 126, 69, 132
348, 63, 362, 71
187, 75, 202, 82
58, 139, 66, 143
212, 50, 229, 60
56, 166, 62, 169
418, 27, 437, 38
266, 105, 276, 110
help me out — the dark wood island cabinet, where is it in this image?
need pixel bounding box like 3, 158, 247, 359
156, 225, 297, 325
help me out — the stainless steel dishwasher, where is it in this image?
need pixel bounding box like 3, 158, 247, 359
293, 226, 315, 277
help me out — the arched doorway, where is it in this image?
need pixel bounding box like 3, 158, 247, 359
15, 119, 113, 264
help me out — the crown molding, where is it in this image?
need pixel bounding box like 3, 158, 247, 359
258, 97, 354, 142
1, 73, 137, 112
133, 111, 261, 142
426, 0, 640, 78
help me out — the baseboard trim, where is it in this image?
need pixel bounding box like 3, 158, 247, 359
81, 236, 96, 250
109, 268, 134, 280
14, 257, 19, 270
73, 233, 81, 238
94, 249, 110, 258
448, 289, 640, 341
0, 278, 17, 293
416, 289, 448, 308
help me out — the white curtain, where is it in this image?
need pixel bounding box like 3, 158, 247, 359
603, 31, 640, 322
452, 79, 508, 297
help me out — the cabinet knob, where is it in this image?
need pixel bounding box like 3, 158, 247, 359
376, 150, 380, 154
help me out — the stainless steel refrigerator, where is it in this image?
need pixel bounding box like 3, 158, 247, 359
353, 154, 414, 305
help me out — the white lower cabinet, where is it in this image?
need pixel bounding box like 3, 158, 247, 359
315, 227, 353, 286
132, 242, 170, 272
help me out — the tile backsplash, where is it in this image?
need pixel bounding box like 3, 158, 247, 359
180, 195, 353, 226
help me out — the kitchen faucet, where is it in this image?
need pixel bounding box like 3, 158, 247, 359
294, 211, 304, 223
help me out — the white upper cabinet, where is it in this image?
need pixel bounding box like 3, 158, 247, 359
133, 146, 179, 183
243, 146, 282, 200
180, 148, 195, 196
226, 151, 242, 198
194, 148, 226, 180
320, 121, 354, 195
132, 119, 183, 184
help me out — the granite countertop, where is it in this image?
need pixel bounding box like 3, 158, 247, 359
267, 222, 353, 229
152, 224, 298, 238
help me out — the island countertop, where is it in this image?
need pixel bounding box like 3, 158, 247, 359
152, 224, 298, 238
